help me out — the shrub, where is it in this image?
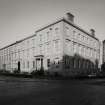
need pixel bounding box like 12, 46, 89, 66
31, 68, 44, 76
13, 69, 20, 74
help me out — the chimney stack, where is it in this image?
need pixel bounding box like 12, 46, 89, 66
90, 29, 95, 37
65, 12, 74, 23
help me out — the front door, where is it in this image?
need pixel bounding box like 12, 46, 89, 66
36, 58, 43, 70
36, 58, 40, 70
34, 55, 44, 71
18, 61, 20, 72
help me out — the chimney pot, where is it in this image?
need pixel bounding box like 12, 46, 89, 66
65, 12, 74, 23
90, 29, 95, 37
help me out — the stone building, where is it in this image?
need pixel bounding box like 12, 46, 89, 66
103, 40, 105, 63
0, 13, 100, 76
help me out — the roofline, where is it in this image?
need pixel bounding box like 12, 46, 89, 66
0, 34, 36, 51
0, 17, 99, 51
35, 18, 63, 33
36, 18, 99, 41
63, 19, 99, 41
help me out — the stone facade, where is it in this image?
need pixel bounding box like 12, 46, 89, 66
103, 40, 105, 63
0, 13, 100, 76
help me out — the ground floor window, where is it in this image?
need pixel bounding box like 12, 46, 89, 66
33, 61, 35, 68
73, 59, 76, 69
23, 61, 25, 68
27, 61, 29, 68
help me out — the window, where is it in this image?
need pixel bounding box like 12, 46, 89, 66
23, 61, 25, 68
90, 39, 92, 46
39, 34, 42, 42
40, 45, 42, 54
47, 32, 50, 41
27, 49, 29, 57
66, 40, 71, 53
79, 45, 82, 55
27, 61, 29, 68
78, 60, 81, 68
96, 51, 99, 59
66, 26, 69, 36
88, 48, 91, 57
25, 41, 29, 49
54, 40, 59, 52
78, 34, 81, 40
81, 35, 84, 41
94, 50, 97, 59
33, 48, 35, 56
90, 49, 93, 57
86, 37, 88, 43
73, 59, 76, 68
33, 61, 35, 68
32, 39, 34, 47
86, 47, 88, 57
94, 42, 96, 48
47, 43, 50, 54
83, 47, 86, 57
55, 28, 59, 34
34, 37, 37, 47
47, 59, 50, 67
73, 43, 76, 54
73, 31, 76, 39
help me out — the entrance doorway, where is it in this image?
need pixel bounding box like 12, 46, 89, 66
34, 55, 44, 71
18, 61, 20, 72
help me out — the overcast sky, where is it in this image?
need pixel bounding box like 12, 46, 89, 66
0, 0, 105, 48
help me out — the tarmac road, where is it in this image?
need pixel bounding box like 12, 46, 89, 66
0, 76, 105, 105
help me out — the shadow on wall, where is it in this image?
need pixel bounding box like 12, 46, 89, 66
47, 53, 99, 76
0, 53, 99, 77
101, 62, 105, 74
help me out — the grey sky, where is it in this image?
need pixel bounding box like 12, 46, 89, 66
0, 0, 105, 48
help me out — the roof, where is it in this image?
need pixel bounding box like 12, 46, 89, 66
0, 34, 36, 50
0, 16, 99, 51
36, 18, 99, 41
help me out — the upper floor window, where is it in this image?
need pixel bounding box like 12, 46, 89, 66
79, 45, 82, 55
40, 45, 43, 54
27, 61, 29, 68
54, 40, 60, 52
45, 43, 50, 55
83, 47, 86, 57
90, 49, 93, 57
66, 26, 69, 36
81, 35, 84, 41
39, 34, 42, 42
47, 31, 50, 41
32, 39, 34, 47
78, 33, 81, 40
27, 40, 29, 48
55, 28, 59, 38
90, 39, 93, 46
73, 43, 76, 54
87, 37, 89, 44
73, 31, 76, 39
94, 41, 97, 48
55, 28, 59, 34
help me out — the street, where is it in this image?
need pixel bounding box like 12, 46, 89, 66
0, 76, 105, 105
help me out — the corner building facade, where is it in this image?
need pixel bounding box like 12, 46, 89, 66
103, 40, 105, 63
0, 13, 100, 76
